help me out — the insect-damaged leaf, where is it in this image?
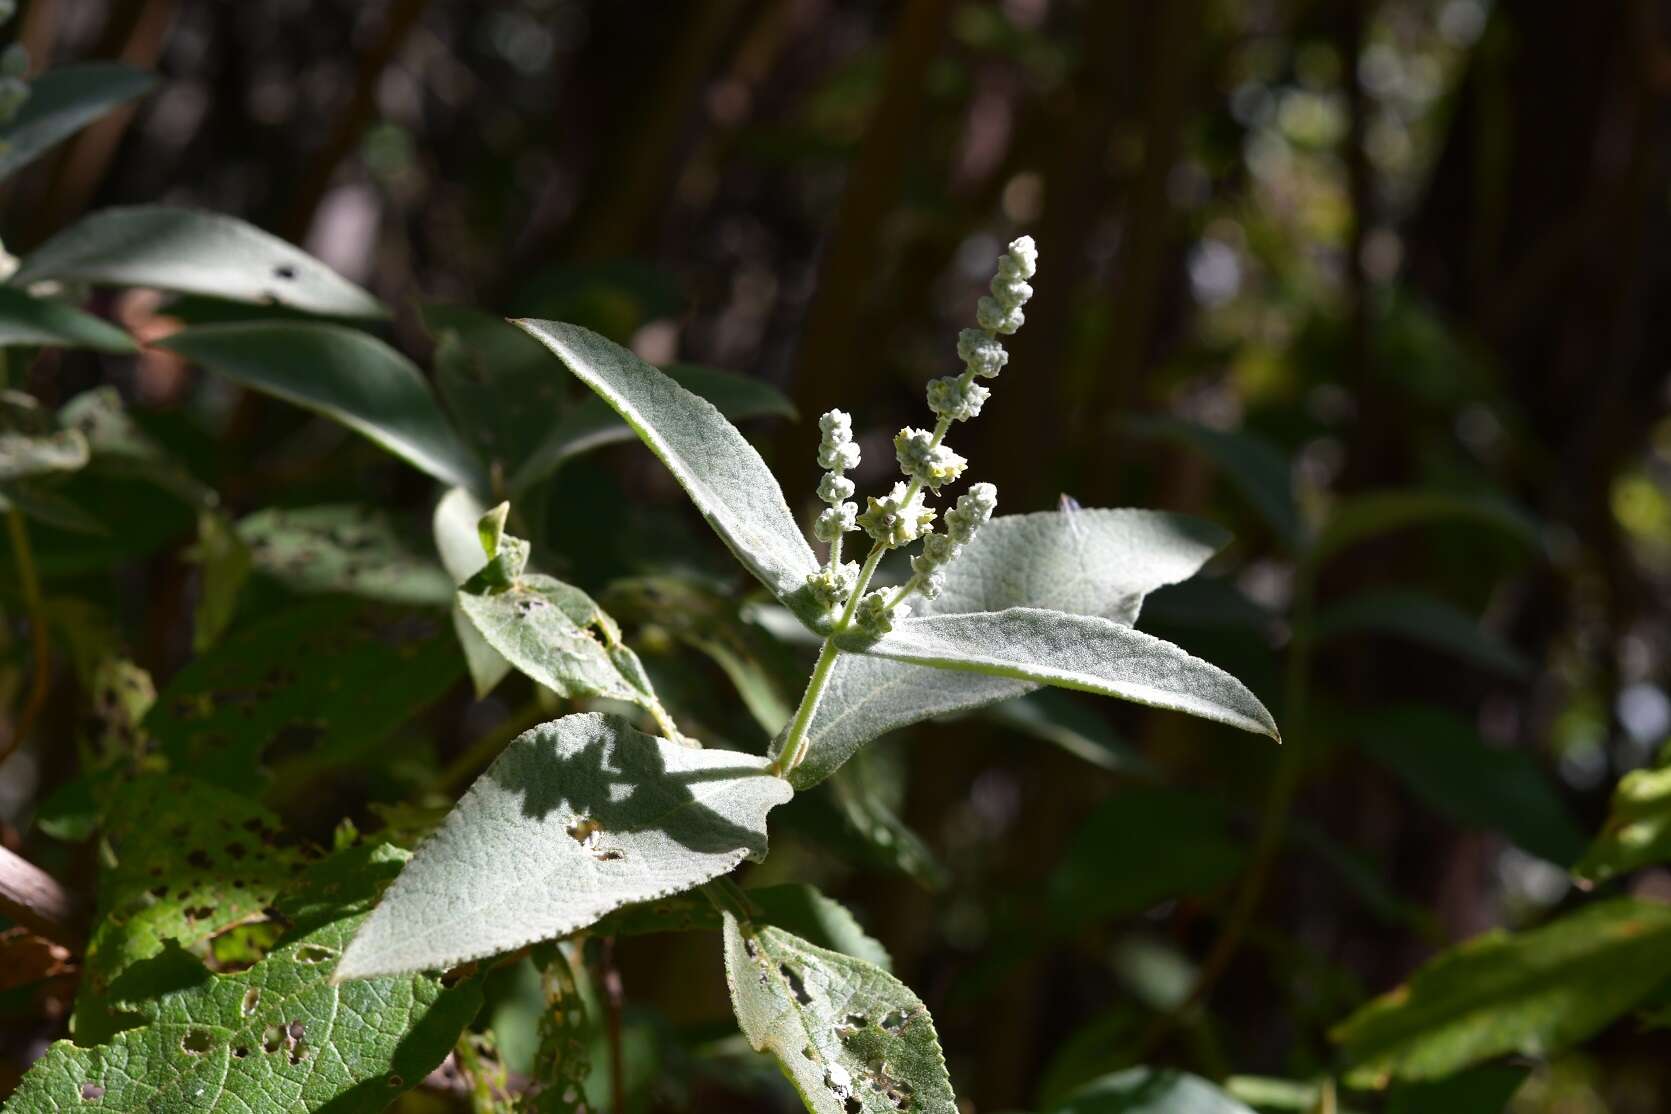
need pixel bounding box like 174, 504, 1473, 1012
788, 508, 1228, 787
158, 322, 485, 491
1331, 898, 1671, 1087
237, 504, 454, 607
14, 205, 387, 318
513, 320, 822, 623
0, 64, 156, 183
723, 915, 956, 1114
335, 713, 792, 980
8, 846, 481, 1114
0, 287, 135, 352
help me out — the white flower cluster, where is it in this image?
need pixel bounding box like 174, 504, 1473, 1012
893, 426, 965, 492
813, 409, 859, 544
907, 482, 997, 600
856, 480, 936, 549
0, 3, 27, 126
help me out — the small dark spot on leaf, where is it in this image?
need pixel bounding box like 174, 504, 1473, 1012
262, 1025, 284, 1053
295, 944, 334, 964
227, 843, 246, 860
779, 963, 812, 1005
180, 1029, 213, 1054
242, 988, 261, 1015
387, 1074, 403, 1088
844, 1099, 861, 1114
149, 885, 167, 899
881, 1008, 910, 1032
273, 264, 297, 280
185, 850, 212, 870
80, 1082, 104, 1101
287, 1019, 304, 1040
232, 1046, 248, 1058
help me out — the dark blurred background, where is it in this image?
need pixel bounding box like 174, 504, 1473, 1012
6, 1, 1671, 1110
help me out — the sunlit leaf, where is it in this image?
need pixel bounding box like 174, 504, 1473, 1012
1351, 706, 1585, 867
158, 322, 485, 490
1313, 588, 1530, 679
433, 486, 512, 698
598, 883, 892, 970
238, 504, 454, 607
1573, 741, 1671, 884
1123, 415, 1304, 550
336, 713, 792, 979
722, 914, 956, 1114
0, 64, 156, 182
16, 205, 387, 318
1331, 898, 1671, 1087
0, 287, 134, 352
514, 319, 821, 621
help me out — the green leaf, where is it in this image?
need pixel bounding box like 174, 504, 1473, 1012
60, 387, 214, 506
1313, 589, 1530, 679
600, 883, 892, 971
1351, 706, 1585, 867
433, 486, 512, 698
157, 322, 485, 491
828, 752, 950, 891
1315, 488, 1537, 562
0, 64, 156, 182
426, 303, 575, 471
14, 205, 387, 318
0, 426, 87, 480
1047, 1068, 1256, 1113
1331, 898, 1671, 1087
0, 287, 135, 352
9, 847, 481, 1113
924, 508, 1228, 623
335, 713, 792, 979
1573, 742, 1671, 883
851, 607, 1279, 741
789, 507, 1228, 788
513, 319, 821, 620
722, 914, 956, 1114
188, 511, 251, 650
238, 504, 454, 607
511, 362, 796, 494
144, 602, 462, 790
980, 690, 1151, 775
519, 946, 595, 1113
1123, 415, 1304, 550
82, 775, 302, 986
1386, 1065, 1528, 1114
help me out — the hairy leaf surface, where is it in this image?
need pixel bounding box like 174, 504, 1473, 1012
514, 320, 820, 619
1332, 898, 1671, 1086
0, 64, 156, 182
16, 206, 386, 318
723, 915, 956, 1114
0, 287, 135, 352
159, 322, 484, 490
336, 713, 792, 979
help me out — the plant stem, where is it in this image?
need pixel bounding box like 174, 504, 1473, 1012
837, 541, 888, 628
771, 636, 840, 776
0, 845, 84, 949
1, 508, 50, 769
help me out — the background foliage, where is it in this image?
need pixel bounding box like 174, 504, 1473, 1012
3, 1, 1671, 1111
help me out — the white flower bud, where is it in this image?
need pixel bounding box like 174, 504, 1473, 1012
806, 560, 859, 608
956, 328, 1008, 378
814, 501, 858, 542
945, 481, 997, 543
1006, 235, 1039, 279
926, 375, 990, 422
916, 569, 946, 600
816, 440, 860, 472
989, 274, 1033, 309
819, 409, 853, 440
856, 481, 936, 548
893, 427, 966, 491
817, 472, 855, 505
915, 532, 961, 569
976, 296, 1025, 336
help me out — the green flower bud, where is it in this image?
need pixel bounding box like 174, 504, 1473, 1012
817, 472, 855, 505
926, 375, 990, 422
806, 560, 859, 608
854, 590, 908, 637
814, 501, 858, 542
945, 481, 997, 544
856, 481, 936, 548
956, 328, 1008, 378
915, 532, 961, 569
893, 426, 966, 492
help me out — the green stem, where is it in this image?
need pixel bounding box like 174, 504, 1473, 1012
885, 574, 922, 609
836, 542, 888, 629
771, 636, 840, 776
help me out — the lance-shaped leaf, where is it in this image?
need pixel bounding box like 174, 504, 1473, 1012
1314, 588, 1530, 679
1046, 1068, 1257, 1113
599, 883, 892, 970
158, 322, 485, 491
514, 319, 821, 620
1573, 741, 1671, 883
849, 609, 1276, 738
788, 509, 1229, 787
8, 846, 481, 1114
723, 915, 956, 1114
1315, 488, 1538, 562
14, 206, 387, 318
0, 64, 156, 182
237, 504, 454, 607
0, 287, 135, 352
1332, 898, 1671, 1087
335, 713, 792, 979
1123, 415, 1305, 551
512, 363, 797, 493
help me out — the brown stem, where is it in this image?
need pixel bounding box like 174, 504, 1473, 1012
0, 845, 85, 950
600, 937, 625, 1114
1, 509, 50, 770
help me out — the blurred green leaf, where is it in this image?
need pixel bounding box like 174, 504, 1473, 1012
1386, 1065, 1529, 1114
16, 206, 386, 318
0, 64, 156, 182
1313, 589, 1530, 679
159, 322, 485, 490
1573, 741, 1671, 884
1047, 1067, 1256, 1113
335, 713, 791, 979
1332, 898, 1671, 1087
979, 689, 1151, 775
0, 287, 134, 352
426, 303, 573, 471
1123, 416, 1304, 550
60, 387, 213, 507
189, 510, 251, 651
1315, 489, 1538, 563
238, 504, 453, 607
722, 915, 956, 1114
1351, 706, 1585, 866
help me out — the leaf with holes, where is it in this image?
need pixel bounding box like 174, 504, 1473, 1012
335, 713, 792, 980
238, 504, 454, 607
144, 601, 462, 790
15, 205, 387, 318
1574, 741, 1671, 884
514, 319, 822, 623
1331, 898, 1671, 1087
7, 846, 481, 1114
519, 945, 595, 1114
0, 64, 156, 182
0, 287, 135, 352
723, 914, 956, 1114
158, 322, 485, 491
